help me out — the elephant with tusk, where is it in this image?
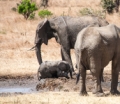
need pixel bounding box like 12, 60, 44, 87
33, 16, 109, 73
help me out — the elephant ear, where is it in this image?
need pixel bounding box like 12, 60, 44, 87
35, 18, 49, 45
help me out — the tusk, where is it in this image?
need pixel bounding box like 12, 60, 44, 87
27, 45, 36, 51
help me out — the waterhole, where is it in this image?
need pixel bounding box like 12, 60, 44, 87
0, 87, 36, 93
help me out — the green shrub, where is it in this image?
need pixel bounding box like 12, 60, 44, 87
38, 10, 52, 18
101, 0, 115, 14
29, 12, 35, 19
17, 0, 38, 20
79, 8, 105, 18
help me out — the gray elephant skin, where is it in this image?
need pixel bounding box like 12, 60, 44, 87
37, 61, 72, 80
34, 16, 109, 72
75, 24, 120, 96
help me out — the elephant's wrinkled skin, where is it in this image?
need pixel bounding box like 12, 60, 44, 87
37, 61, 72, 80
75, 24, 120, 96
34, 16, 109, 72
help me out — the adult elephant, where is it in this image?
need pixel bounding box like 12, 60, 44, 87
34, 16, 109, 72
75, 24, 120, 96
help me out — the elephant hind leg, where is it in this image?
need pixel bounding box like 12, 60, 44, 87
91, 68, 105, 97
89, 52, 105, 96
110, 60, 120, 95
79, 66, 88, 96
101, 68, 104, 82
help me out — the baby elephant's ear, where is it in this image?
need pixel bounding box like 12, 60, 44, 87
35, 18, 49, 45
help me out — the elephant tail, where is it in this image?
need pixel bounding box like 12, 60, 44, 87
69, 69, 73, 79
76, 70, 80, 84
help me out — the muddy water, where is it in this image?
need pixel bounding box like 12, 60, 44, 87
0, 75, 39, 94
0, 87, 36, 93
0, 74, 120, 95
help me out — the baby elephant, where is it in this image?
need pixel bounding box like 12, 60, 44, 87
37, 61, 73, 81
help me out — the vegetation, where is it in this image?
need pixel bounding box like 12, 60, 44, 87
29, 12, 35, 19
101, 0, 115, 14
38, 9, 53, 18
79, 8, 105, 18
17, 0, 38, 20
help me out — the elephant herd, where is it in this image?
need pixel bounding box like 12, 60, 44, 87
32, 16, 120, 96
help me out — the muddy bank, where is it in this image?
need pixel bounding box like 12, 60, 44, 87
0, 72, 120, 97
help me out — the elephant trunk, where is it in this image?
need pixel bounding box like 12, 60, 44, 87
35, 43, 42, 65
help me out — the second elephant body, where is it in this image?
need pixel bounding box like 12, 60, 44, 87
75, 24, 120, 96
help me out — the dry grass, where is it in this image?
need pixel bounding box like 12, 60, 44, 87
0, 92, 120, 104
48, 0, 101, 7
0, 0, 120, 103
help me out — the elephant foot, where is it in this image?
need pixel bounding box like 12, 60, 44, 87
95, 92, 105, 97
79, 91, 88, 96
110, 90, 120, 96
92, 89, 103, 94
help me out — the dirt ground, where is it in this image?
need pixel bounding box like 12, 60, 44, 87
1, 0, 120, 103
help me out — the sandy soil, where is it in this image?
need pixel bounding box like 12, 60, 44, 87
1, 0, 120, 103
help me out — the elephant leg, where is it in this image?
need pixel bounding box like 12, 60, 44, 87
101, 68, 104, 82
110, 60, 120, 95
88, 51, 105, 96
79, 66, 88, 96
61, 48, 65, 60
61, 47, 74, 72
91, 68, 104, 96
